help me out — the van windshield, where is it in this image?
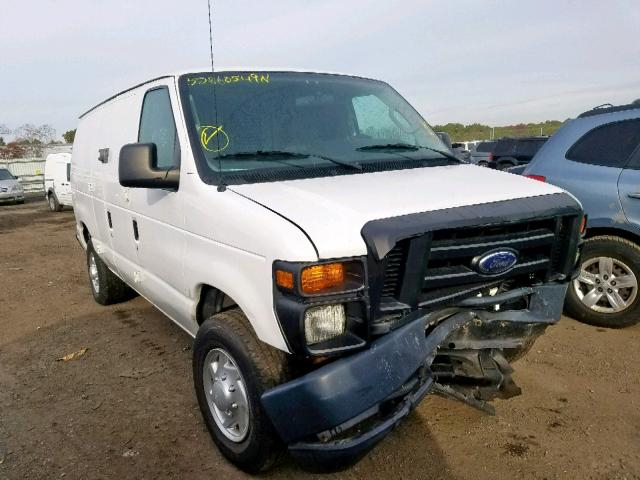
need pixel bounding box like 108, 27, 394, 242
179, 71, 454, 185
0, 169, 14, 180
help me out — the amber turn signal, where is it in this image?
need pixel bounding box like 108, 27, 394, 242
580, 215, 587, 235
301, 263, 345, 294
275, 270, 294, 290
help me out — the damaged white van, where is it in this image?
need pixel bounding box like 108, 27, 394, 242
71, 69, 582, 472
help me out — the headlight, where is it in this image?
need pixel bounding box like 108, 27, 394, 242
301, 263, 345, 293
275, 260, 364, 296
11, 184, 21, 192
304, 304, 346, 344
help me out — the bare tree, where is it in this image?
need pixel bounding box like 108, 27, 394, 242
0, 124, 11, 135
14, 124, 56, 144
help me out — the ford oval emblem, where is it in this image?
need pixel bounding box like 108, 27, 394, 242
472, 249, 518, 275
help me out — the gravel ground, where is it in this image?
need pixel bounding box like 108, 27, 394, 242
1, 201, 639, 480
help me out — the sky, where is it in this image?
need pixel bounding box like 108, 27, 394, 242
1, 0, 639, 140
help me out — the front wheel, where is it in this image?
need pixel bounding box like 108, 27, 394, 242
48, 193, 62, 212
565, 235, 640, 328
193, 309, 288, 473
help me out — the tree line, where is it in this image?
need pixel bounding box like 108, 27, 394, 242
432, 120, 565, 143
0, 124, 76, 159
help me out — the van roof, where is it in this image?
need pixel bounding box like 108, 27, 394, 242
79, 68, 375, 119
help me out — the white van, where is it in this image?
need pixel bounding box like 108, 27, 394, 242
44, 153, 72, 211
71, 69, 583, 473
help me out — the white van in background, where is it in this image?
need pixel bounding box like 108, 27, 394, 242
44, 153, 72, 211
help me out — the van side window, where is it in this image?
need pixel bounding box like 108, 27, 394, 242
138, 87, 180, 169
566, 119, 640, 168
66, 163, 71, 182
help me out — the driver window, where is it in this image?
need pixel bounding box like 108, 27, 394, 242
139, 87, 180, 169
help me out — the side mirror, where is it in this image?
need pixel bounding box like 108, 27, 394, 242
119, 143, 179, 189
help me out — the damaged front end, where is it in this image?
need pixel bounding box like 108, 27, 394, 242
262, 283, 568, 469
264, 193, 582, 469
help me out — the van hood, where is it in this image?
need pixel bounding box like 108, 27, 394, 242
230, 164, 564, 259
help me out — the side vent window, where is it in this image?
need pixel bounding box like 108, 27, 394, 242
138, 87, 180, 169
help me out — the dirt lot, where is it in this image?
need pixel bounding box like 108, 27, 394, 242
0, 201, 639, 480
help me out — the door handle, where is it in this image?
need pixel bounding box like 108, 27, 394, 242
132, 220, 139, 241
107, 211, 112, 229
628, 193, 640, 199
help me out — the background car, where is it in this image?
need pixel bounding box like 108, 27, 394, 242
490, 136, 548, 170
523, 100, 640, 328
0, 168, 25, 205
451, 142, 471, 161
470, 140, 497, 166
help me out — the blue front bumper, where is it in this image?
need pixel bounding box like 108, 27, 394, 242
261, 283, 567, 470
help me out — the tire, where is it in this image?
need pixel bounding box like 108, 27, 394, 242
86, 241, 136, 305
48, 192, 62, 212
478, 161, 488, 168
497, 162, 516, 171
565, 235, 640, 328
193, 309, 288, 473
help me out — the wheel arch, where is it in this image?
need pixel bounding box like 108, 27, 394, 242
79, 221, 91, 245
585, 226, 640, 246
195, 284, 239, 326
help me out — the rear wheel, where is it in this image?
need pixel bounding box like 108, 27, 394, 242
193, 309, 288, 473
565, 236, 640, 327
478, 161, 488, 168
86, 241, 136, 305
48, 192, 62, 212
497, 162, 516, 171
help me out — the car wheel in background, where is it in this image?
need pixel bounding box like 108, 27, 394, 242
497, 162, 516, 171
86, 241, 137, 305
193, 309, 288, 473
565, 236, 640, 327
478, 161, 488, 167
48, 193, 62, 212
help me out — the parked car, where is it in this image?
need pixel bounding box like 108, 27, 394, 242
451, 142, 471, 161
490, 136, 548, 170
72, 69, 582, 472
44, 153, 72, 211
523, 100, 640, 328
470, 140, 497, 166
0, 168, 24, 204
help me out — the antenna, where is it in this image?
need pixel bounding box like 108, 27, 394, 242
206, 0, 225, 189
207, 0, 215, 74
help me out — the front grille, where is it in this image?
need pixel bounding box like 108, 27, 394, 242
378, 215, 578, 313
381, 243, 407, 298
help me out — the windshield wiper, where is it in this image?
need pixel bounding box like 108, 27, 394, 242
218, 150, 308, 159
357, 143, 420, 151
217, 150, 362, 171
357, 143, 461, 163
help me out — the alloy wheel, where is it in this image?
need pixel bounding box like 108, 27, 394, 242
573, 256, 638, 314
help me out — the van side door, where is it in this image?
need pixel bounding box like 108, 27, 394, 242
128, 84, 188, 325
